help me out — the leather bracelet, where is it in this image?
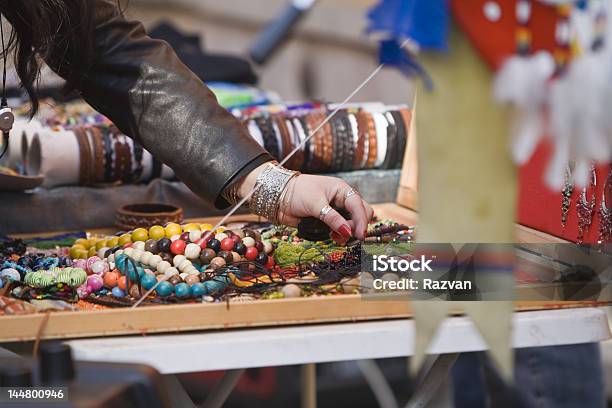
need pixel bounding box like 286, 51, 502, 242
297, 116, 311, 172
330, 113, 343, 172
382, 112, 398, 169
340, 113, 354, 172
101, 125, 113, 182
132, 141, 144, 183
321, 112, 334, 171
90, 126, 105, 184
286, 117, 304, 171
72, 126, 90, 186
354, 111, 368, 169
256, 116, 280, 160
363, 112, 378, 168
122, 136, 133, 182
391, 110, 407, 169
306, 112, 323, 172
275, 115, 294, 168
347, 112, 361, 170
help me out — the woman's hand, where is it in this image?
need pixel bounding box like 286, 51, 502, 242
239, 163, 374, 242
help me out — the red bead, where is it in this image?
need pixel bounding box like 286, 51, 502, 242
231, 235, 241, 244
170, 239, 187, 255
220, 238, 235, 252
245, 247, 258, 261
123, 243, 134, 249
265, 256, 275, 269
197, 237, 210, 249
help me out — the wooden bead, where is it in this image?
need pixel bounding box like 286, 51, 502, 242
173, 255, 186, 267
242, 237, 256, 248
282, 284, 301, 298
209, 257, 226, 269
184, 243, 201, 260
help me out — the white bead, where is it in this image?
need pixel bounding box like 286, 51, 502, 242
173, 255, 186, 267
107, 254, 115, 263
178, 259, 192, 272
263, 241, 273, 254
179, 272, 189, 280
184, 264, 198, 274
131, 249, 144, 262
133, 241, 145, 251
170, 234, 181, 242
164, 267, 179, 277
189, 230, 202, 243
243, 237, 256, 248
483, 1, 501, 22
140, 252, 153, 265
123, 248, 134, 257
114, 249, 123, 256
149, 255, 162, 267
157, 260, 171, 274
97, 247, 110, 259
215, 232, 228, 242
184, 243, 201, 259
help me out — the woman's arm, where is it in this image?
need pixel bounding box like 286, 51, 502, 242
46, 0, 272, 208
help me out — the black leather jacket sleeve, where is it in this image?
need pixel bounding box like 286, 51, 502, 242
47, 0, 272, 208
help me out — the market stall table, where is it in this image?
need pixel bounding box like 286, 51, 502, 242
63, 307, 610, 407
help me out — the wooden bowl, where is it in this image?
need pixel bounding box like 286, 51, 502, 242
115, 203, 183, 230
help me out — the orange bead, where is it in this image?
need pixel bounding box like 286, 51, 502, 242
118, 275, 128, 291
103, 271, 120, 288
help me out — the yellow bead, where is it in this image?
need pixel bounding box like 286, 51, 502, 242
165, 223, 182, 238
131, 228, 149, 242
88, 247, 97, 257
182, 223, 200, 232
118, 233, 133, 245
106, 236, 120, 247
215, 227, 225, 234
148, 225, 165, 240
69, 245, 86, 259
200, 223, 213, 231
77, 249, 88, 259
95, 239, 108, 251
74, 238, 90, 249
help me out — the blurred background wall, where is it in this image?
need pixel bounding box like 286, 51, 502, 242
125, 0, 415, 104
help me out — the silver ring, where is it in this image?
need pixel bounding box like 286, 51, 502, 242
345, 189, 358, 199
319, 204, 333, 221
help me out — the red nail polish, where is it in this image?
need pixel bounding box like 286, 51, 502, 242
339, 224, 352, 239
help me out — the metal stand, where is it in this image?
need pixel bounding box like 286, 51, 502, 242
301, 363, 317, 408
405, 353, 459, 408
202, 368, 245, 408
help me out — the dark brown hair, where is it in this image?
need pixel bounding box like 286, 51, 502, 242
0, 0, 96, 115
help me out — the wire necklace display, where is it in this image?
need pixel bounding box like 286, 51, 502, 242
576, 166, 597, 244
598, 167, 612, 244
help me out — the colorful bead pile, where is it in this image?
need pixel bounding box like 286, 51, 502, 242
67, 223, 278, 301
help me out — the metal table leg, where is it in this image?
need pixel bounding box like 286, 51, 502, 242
405, 353, 459, 408
301, 363, 317, 408
202, 368, 245, 408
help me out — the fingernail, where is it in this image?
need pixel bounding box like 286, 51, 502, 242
331, 232, 347, 245
339, 224, 352, 240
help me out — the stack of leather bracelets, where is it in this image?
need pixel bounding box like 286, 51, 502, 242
237, 103, 412, 173
70, 124, 148, 186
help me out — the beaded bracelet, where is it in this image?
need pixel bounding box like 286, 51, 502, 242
101, 125, 114, 182
340, 112, 354, 172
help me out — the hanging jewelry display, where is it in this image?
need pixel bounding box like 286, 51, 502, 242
561, 165, 573, 229
598, 168, 612, 243
576, 166, 597, 243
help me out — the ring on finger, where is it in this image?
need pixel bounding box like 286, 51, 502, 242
345, 188, 358, 199
319, 204, 333, 221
